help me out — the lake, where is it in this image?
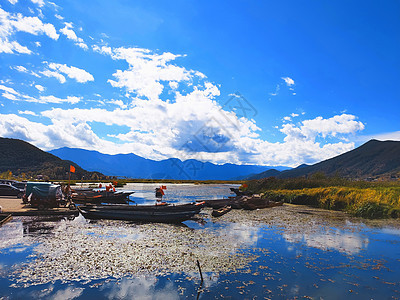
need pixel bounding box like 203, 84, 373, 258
1, 183, 400, 299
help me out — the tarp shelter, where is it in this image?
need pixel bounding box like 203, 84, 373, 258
25, 182, 62, 199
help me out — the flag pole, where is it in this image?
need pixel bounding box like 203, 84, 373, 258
68, 168, 71, 194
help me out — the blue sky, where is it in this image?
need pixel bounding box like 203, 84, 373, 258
0, 0, 399, 167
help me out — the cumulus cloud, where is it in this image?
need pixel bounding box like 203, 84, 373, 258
93, 45, 205, 100
0, 113, 112, 152
27, 79, 362, 167
281, 114, 365, 141
41, 62, 94, 83
0, 7, 58, 54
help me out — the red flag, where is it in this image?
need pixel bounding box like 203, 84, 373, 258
161, 185, 167, 189
70, 165, 76, 173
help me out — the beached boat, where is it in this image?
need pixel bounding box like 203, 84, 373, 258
71, 190, 134, 204
239, 196, 284, 210
78, 201, 205, 223
202, 197, 242, 209
212, 205, 232, 217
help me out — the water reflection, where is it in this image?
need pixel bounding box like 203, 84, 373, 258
217, 222, 260, 248
283, 228, 369, 254
1, 184, 400, 299
101, 277, 179, 300
0, 216, 79, 250
8, 216, 256, 287
0, 221, 24, 249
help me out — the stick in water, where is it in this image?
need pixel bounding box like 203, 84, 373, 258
196, 259, 203, 283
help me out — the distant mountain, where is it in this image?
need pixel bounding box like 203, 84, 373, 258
0, 137, 106, 180
49, 147, 289, 180
250, 140, 400, 180
246, 169, 281, 180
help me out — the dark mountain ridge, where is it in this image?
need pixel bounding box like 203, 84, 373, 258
251, 140, 400, 180
0, 137, 105, 180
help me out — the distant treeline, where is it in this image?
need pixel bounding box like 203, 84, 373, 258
246, 173, 400, 219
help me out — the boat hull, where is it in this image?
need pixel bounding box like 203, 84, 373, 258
72, 191, 134, 204
78, 202, 204, 223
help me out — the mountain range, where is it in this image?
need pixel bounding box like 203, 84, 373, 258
49, 147, 288, 180
248, 140, 400, 180
2, 137, 399, 181
0, 137, 105, 180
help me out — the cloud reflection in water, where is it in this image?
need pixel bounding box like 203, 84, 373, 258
283, 228, 369, 254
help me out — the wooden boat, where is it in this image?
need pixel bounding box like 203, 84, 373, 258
202, 197, 242, 209
0, 213, 12, 226
71, 190, 134, 204
239, 196, 284, 210
212, 205, 232, 217
78, 201, 205, 223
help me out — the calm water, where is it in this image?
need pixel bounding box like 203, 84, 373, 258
1, 184, 400, 299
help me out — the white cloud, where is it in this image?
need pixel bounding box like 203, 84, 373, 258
76, 42, 88, 50
12, 65, 41, 77
0, 8, 58, 54
112, 99, 127, 109
30, 0, 45, 7
360, 131, 400, 142
55, 14, 64, 20
35, 84, 45, 92
290, 113, 299, 118
47, 62, 94, 83
281, 114, 365, 141
7, 0, 18, 4
0, 114, 105, 151
18, 110, 37, 116
0, 84, 19, 95
281, 76, 295, 86
9, 14, 58, 40
0, 84, 81, 104
39, 95, 81, 104
60, 22, 88, 50
93, 45, 205, 100
40, 63, 94, 83
2, 92, 18, 100
40, 69, 66, 83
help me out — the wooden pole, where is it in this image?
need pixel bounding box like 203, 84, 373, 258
196, 259, 203, 283
68, 170, 71, 194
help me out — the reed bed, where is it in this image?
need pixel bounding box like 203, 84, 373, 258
247, 177, 400, 218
